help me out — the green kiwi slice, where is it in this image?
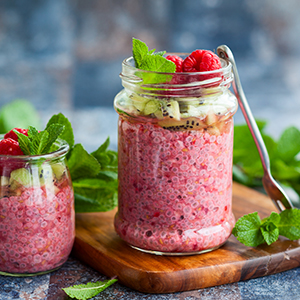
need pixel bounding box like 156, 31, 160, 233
9, 168, 32, 190
51, 163, 65, 180
143, 100, 160, 115
38, 165, 54, 186
160, 100, 180, 120
158, 117, 205, 131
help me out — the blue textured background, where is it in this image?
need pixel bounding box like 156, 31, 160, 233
0, 0, 300, 149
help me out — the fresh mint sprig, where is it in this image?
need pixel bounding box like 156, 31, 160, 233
132, 38, 176, 84
14, 124, 65, 155
62, 278, 117, 300
11, 111, 118, 214
46, 112, 74, 148
232, 209, 300, 247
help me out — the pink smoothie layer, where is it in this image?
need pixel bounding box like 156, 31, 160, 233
115, 116, 235, 253
0, 181, 75, 274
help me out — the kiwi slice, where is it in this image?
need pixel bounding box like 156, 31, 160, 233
51, 163, 65, 180
143, 100, 160, 115
158, 117, 205, 131
9, 168, 32, 190
161, 100, 180, 120
38, 165, 54, 186
130, 94, 148, 113
154, 108, 164, 120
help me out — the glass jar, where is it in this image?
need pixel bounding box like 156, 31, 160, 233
0, 138, 75, 275
114, 54, 238, 255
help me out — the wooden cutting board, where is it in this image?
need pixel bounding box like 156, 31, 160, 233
72, 182, 300, 294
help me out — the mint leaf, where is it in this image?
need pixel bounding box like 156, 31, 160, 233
62, 278, 117, 300
232, 212, 265, 247
139, 54, 176, 84
28, 126, 39, 140
260, 222, 279, 245
30, 130, 49, 155
98, 170, 118, 181
46, 113, 74, 148
262, 211, 281, 225
67, 144, 101, 180
260, 212, 280, 245
0, 99, 41, 133
153, 50, 166, 56
14, 124, 65, 155
132, 38, 149, 68
276, 127, 300, 163
272, 159, 300, 181
93, 151, 117, 172
278, 208, 300, 240
148, 48, 156, 55
68, 137, 118, 213
234, 209, 300, 247
92, 137, 110, 154
42, 123, 65, 153
233, 121, 276, 181
14, 131, 31, 155
73, 178, 118, 212
132, 38, 176, 84
92, 138, 118, 172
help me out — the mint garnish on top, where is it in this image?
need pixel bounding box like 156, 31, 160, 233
11, 112, 118, 214
232, 209, 300, 247
132, 38, 176, 84
14, 124, 65, 155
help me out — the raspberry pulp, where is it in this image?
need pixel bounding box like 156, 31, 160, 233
0, 138, 24, 155
4, 128, 29, 142
115, 115, 235, 253
182, 50, 222, 72
165, 55, 183, 72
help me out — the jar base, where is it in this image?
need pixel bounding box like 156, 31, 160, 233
0, 265, 62, 277
129, 243, 225, 256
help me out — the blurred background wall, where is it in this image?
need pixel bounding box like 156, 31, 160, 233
0, 0, 300, 148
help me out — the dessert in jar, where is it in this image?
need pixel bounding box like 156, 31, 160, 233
114, 43, 238, 255
0, 130, 75, 275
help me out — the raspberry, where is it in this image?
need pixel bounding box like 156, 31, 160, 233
4, 128, 29, 141
182, 50, 221, 72
165, 55, 183, 72
0, 138, 24, 155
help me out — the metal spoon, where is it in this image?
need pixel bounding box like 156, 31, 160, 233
217, 45, 294, 212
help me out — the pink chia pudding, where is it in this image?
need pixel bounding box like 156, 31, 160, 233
0, 164, 75, 275
114, 115, 235, 254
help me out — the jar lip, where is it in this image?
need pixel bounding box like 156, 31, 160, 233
122, 53, 232, 76
0, 136, 70, 161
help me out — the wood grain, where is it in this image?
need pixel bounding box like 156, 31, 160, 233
72, 182, 300, 293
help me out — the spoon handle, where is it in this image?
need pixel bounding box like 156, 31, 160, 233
217, 45, 270, 173
217, 45, 294, 211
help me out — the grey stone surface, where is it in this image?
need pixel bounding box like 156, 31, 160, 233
1, 256, 300, 299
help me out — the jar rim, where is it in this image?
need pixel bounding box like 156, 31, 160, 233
120, 53, 233, 97
122, 53, 232, 76
0, 136, 70, 161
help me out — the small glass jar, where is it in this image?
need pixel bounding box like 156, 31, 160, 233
114, 54, 238, 255
0, 138, 75, 276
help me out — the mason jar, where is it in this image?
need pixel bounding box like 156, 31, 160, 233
114, 53, 238, 255
0, 138, 75, 275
